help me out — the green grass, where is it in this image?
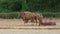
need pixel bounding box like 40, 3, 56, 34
0, 12, 59, 19
0, 12, 18, 19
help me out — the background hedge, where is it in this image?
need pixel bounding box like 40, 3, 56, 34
0, 12, 59, 19
0, 0, 59, 19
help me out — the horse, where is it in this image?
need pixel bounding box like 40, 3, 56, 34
18, 12, 43, 26
18, 12, 35, 25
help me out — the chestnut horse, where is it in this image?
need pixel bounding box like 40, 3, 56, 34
18, 12, 34, 25
18, 12, 43, 26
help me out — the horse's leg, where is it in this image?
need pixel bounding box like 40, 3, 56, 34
38, 18, 43, 26
35, 19, 38, 26
34, 17, 37, 26
24, 19, 28, 26
21, 18, 25, 26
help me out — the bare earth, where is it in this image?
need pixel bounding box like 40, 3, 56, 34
0, 29, 60, 34
0, 19, 60, 34
0, 18, 59, 29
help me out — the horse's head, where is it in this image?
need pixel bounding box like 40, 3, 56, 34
18, 12, 25, 17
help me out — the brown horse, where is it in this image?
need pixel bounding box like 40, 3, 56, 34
18, 12, 34, 25
18, 12, 43, 26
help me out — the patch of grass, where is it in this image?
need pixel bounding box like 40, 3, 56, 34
0, 12, 18, 19
0, 12, 59, 19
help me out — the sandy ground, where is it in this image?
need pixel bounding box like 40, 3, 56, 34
0, 29, 60, 34
0, 19, 59, 34
0, 19, 60, 29
0, 18, 59, 29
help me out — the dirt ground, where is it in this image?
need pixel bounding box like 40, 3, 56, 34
0, 18, 59, 29
0, 29, 60, 34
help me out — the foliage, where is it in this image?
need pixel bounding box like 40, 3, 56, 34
0, 12, 18, 19
0, 0, 60, 12
0, 0, 59, 18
